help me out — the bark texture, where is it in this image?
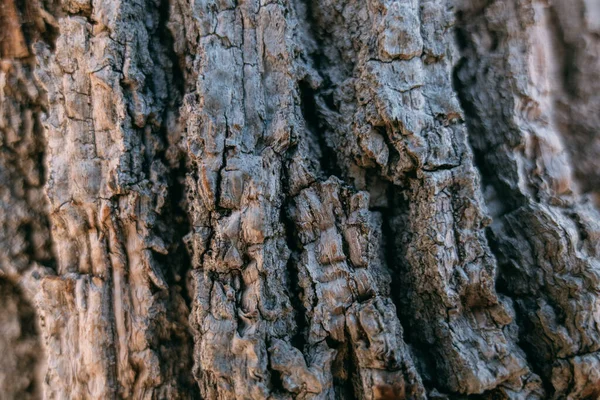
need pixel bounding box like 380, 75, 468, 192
1, 0, 599, 399
455, 1, 600, 397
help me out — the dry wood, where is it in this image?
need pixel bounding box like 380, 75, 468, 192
0, 0, 599, 398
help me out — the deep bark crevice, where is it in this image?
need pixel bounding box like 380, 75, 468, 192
298, 79, 342, 180
154, 0, 193, 304
280, 196, 308, 353
451, 57, 523, 219
154, 0, 199, 394
483, 228, 552, 396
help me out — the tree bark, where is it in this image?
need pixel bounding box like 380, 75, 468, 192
1, 0, 599, 399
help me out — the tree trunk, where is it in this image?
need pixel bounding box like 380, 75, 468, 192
1, 0, 599, 398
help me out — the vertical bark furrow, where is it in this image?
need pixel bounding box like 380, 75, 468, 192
32, 0, 195, 398
299, 0, 540, 395
455, 0, 600, 397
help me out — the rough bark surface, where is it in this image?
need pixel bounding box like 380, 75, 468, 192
1, 0, 599, 399
455, 0, 600, 397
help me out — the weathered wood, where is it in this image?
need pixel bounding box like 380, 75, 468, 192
31, 0, 195, 398
0, 0, 599, 399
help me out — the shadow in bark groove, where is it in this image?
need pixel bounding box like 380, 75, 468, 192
298, 79, 342, 180
280, 199, 308, 353
153, 0, 200, 395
